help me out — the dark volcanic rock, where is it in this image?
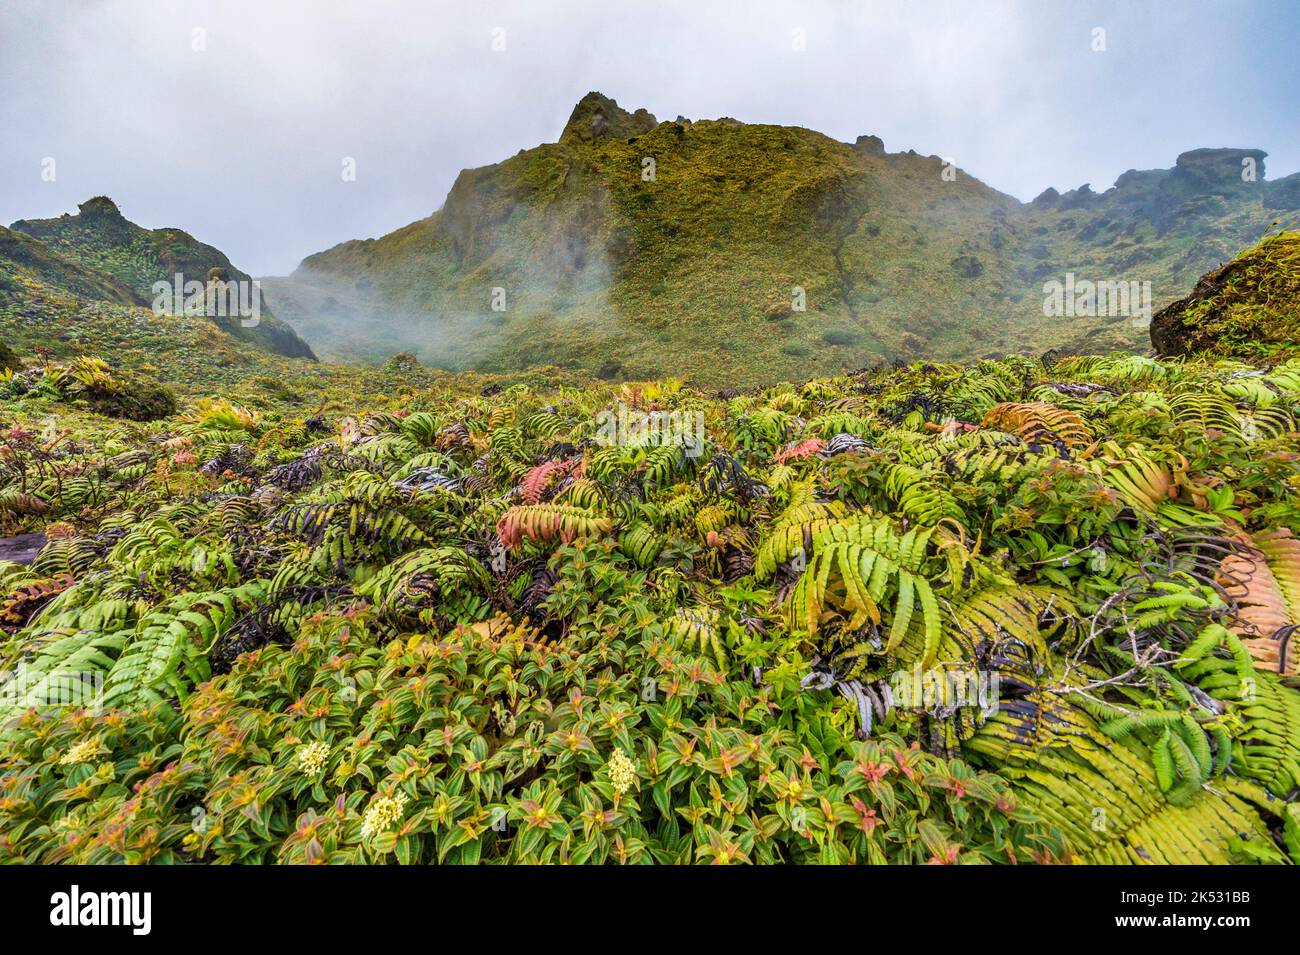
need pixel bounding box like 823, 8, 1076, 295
1057, 184, 1097, 210
1030, 187, 1061, 207
853, 134, 885, 156
77, 195, 126, 222
1151, 230, 1300, 357
0, 532, 46, 564
1151, 257, 1235, 357
1168, 148, 1266, 198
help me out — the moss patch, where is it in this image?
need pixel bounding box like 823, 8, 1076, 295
1151, 230, 1300, 359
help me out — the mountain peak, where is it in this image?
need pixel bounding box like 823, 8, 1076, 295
560, 91, 657, 143
852, 134, 886, 156
272, 105, 1300, 383
1170, 147, 1267, 192
77, 195, 124, 221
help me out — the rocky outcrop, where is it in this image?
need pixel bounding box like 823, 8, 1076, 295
853, 134, 885, 156
76, 195, 127, 222
1167, 147, 1266, 197
1057, 184, 1097, 210
1152, 230, 1300, 358
560, 92, 658, 144
0, 533, 46, 565
1030, 187, 1061, 207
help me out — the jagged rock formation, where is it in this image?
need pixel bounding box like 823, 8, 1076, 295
560, 91, 659, 144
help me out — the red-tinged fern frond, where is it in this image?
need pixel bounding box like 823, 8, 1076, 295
775, 437, 825, 464
517, 459, 577, 505
496, 504, 613, 549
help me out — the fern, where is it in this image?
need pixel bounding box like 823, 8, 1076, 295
968, 688, 1279, 863
983, 401, 1093, 449
783, 516, 944, 666
359, 547, 489, 623
496, 504, 613, 549
102, 581, 269, 709
1220, 529, 1300, 674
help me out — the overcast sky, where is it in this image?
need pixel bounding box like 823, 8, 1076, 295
2, 0, 1297, 275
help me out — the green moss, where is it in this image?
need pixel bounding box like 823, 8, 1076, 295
271, 101, 1300, 386
1151, 230, 1300, 359
822, 327, 863, 347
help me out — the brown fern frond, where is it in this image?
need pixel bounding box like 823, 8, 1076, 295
983, 401, 1093, 449
0, 572, 75, 632
1221, 529, 1300, 674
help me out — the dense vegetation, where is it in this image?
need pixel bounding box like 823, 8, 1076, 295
2, 148, 1299, 866
267, 93, 1300, 384
3, 337, 1300, 864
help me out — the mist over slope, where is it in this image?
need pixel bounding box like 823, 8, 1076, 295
265, 92, 1300, 385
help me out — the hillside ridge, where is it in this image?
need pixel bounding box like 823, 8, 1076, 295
10, 198, 317, 361
265, 92, 1300, 385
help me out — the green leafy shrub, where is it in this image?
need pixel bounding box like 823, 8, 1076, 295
3, 351, 1300, 865
0, 610, 1059, 864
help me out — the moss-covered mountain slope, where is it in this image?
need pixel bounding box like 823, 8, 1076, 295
8, 198, 316, 361
0, 224, 143, 306
267, 92, 1300, 384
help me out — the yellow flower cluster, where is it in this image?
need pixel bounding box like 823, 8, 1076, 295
608, 750, 637, 795
297, 741, 330, 775
59, 737, 102, 766
361, 792, 409, 839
